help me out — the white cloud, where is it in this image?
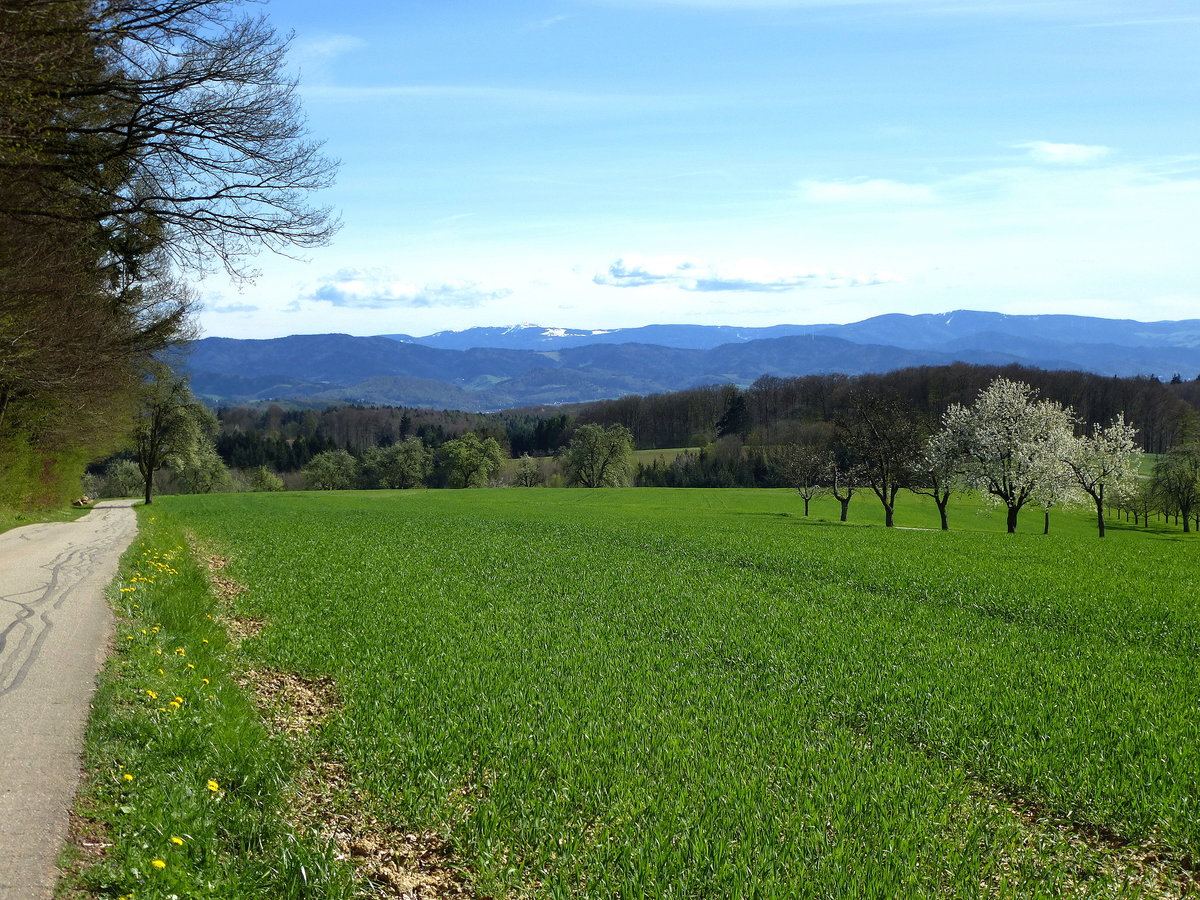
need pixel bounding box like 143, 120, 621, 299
1014, 141, 1113, 165
594, 255, 899, 291
796, 178, 936, 204
307, 268, 511, 309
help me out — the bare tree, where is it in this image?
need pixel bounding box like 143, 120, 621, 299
835, 387, 925, 528
1152, 443, 1200, 533
828, 459, 864, 523
779, 443, 827, 516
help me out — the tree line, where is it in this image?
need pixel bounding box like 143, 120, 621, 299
191, 364, 1199, 481
0, 0, 334, 508
87, 361, 1199, 534
576, 363, 1200, 454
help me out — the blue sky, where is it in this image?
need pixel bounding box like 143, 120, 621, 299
198, 0, 1200, 338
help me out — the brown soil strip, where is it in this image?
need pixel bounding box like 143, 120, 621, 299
237, 667, 337, 737
226, 615, 264, 643
293, 755, 474, 899
192, 538, 263, 645
239, 665, 476, 898
193, 536, 477, 899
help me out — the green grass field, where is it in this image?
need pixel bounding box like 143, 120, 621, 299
117, 488, 1198, 898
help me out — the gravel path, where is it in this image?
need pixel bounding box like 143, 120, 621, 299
0, 501, 139, 900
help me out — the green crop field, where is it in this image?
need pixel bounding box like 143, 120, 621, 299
140, 488, 1198, 898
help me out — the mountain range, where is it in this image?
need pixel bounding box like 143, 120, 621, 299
184, 310, 1200, 411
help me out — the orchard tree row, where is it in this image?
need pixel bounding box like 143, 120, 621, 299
779, 376, 1195, 538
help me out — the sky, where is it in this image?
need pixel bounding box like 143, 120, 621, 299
196, 0, 1200, 339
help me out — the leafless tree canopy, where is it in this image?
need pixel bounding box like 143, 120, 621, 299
1, 0, 338, 275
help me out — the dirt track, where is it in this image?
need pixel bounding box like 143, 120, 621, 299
0, 501, 138, 900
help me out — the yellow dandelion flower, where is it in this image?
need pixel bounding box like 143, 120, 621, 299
151, 858, 166, 869
170, 836, 184, 846
187, 664, 195, 670
200, 678, 210, 685
145, 690, 158, 699
174, 648, 185, 656
169, 700, 181, 709
206, 779, 219, 792
122, 773, 134, 782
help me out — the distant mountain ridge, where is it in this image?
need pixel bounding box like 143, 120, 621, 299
378, 323, 830, 351
380, 311, 1200, 353
186, 310, 1200, 411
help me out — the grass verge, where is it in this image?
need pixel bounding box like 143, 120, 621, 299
58, 509, 355, 900
0, 503, 90, 536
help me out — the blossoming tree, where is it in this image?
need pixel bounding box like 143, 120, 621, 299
936, 378, 1075, 533
1064, 414, 1141, 537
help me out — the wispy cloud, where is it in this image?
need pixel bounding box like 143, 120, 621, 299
589, 0, 1133, 16
292, 34, 366, 59
527, 14, 570, 29
1078, 15, 1200, 27
793, 142, 1120, 213
206, 301, 260, 314
594, 256, 899, 291
290, 34, 366, 80
307, 268, 511, 309
1014, 140, 1113, 165
300, 83, 726, 113
797, 178, 936, 204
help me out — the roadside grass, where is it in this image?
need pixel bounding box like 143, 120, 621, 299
0, 503, 90, 536
62, 510, 354, 900
146, 488, 1199, 898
